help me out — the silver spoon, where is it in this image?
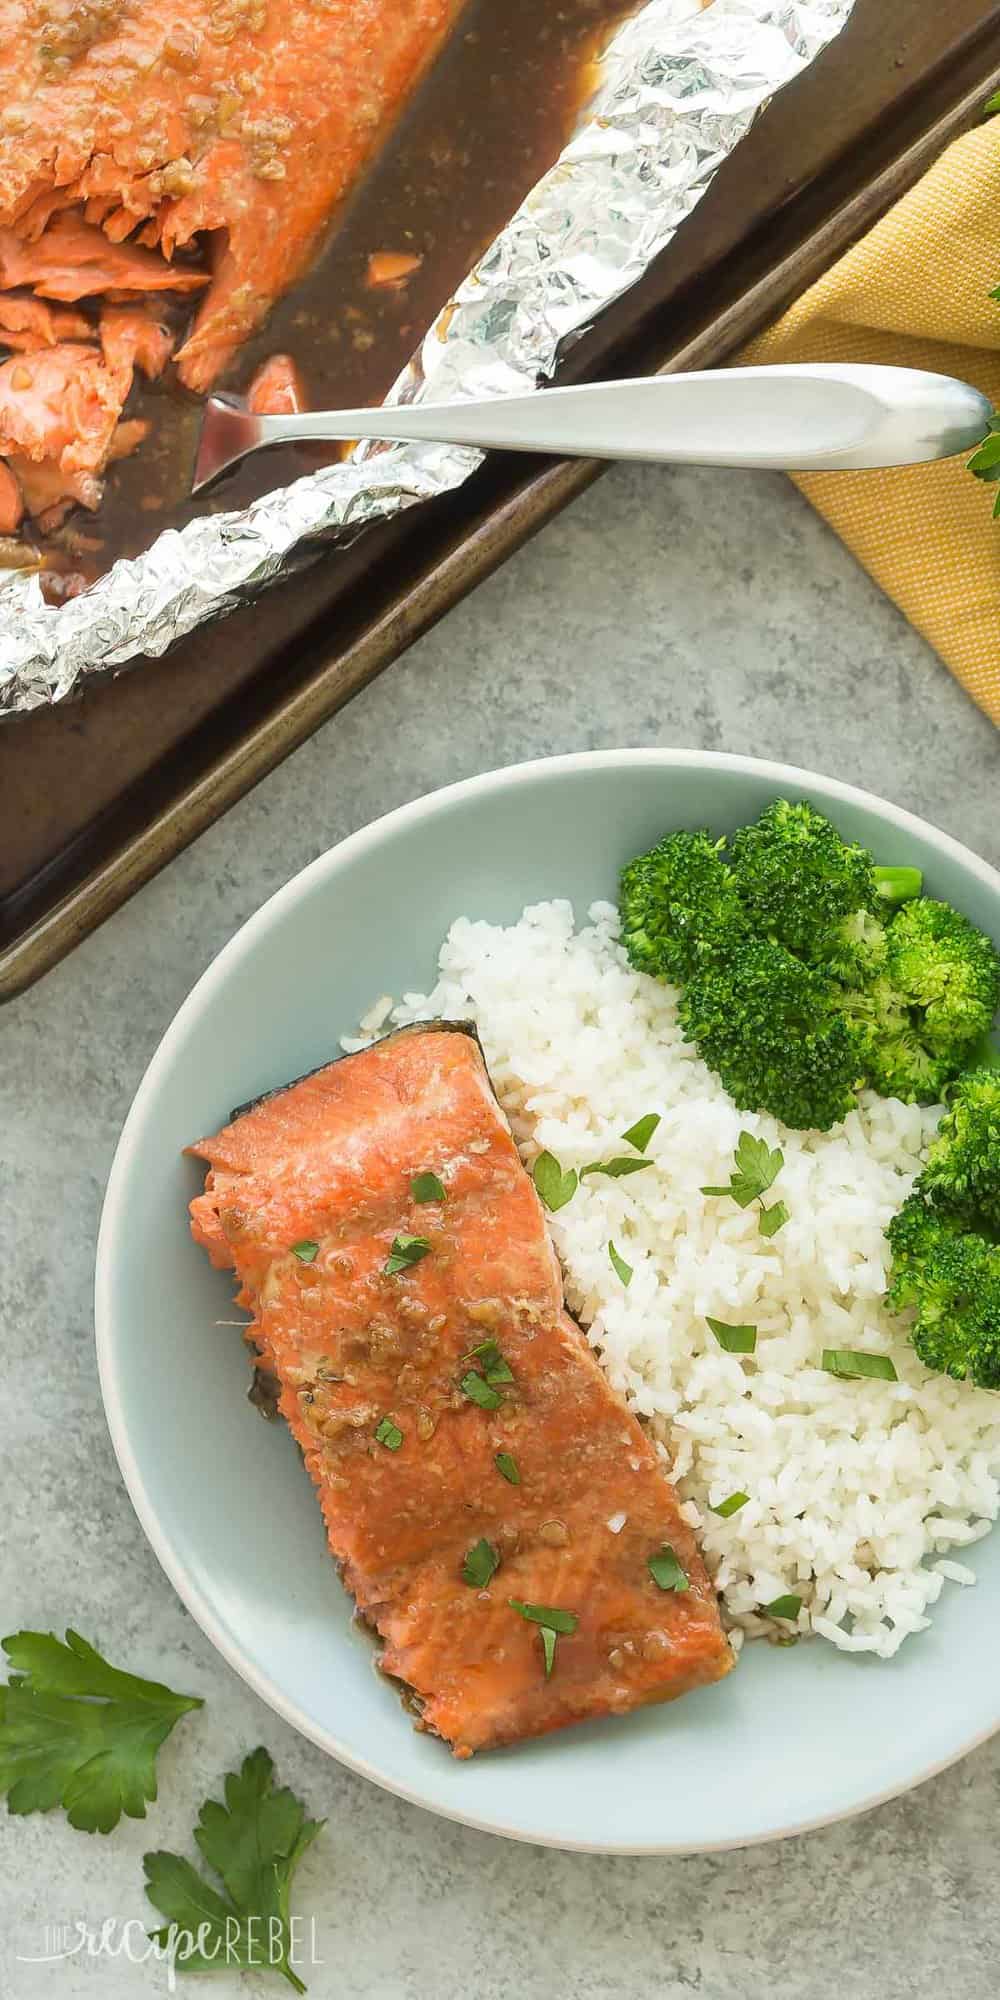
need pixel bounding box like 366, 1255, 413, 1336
192, 362, 991, 493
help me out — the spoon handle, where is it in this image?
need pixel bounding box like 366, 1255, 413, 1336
194, 363, 992, 491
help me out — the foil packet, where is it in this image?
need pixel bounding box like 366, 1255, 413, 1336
0, 0, 854, 715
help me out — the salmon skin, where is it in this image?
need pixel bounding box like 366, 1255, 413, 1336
0, 0, 465, 535
188, 1025, 733, 1756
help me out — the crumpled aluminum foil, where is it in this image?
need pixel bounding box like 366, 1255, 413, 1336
0, 0, 854, 714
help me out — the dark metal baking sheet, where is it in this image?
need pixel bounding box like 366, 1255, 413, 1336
3, 0, 999, 999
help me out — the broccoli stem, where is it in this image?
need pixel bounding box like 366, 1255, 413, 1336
873, 865, 923, 907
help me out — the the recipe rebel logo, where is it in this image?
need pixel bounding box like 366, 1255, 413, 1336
14, 1914, 326, 1991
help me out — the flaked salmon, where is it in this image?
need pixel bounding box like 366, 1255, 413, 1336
188, 1025, 733, 1755
0, 0, 464, 542
0, 315, 167, 528
246, 353, 305, 417
0, 295, 91, 351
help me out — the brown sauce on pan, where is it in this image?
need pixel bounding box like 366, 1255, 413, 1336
31, 0, 636, 590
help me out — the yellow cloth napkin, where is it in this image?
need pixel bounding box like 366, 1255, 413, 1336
743, 120, 1000, 728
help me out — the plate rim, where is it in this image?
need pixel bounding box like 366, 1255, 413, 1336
95, 746, 1000, 1853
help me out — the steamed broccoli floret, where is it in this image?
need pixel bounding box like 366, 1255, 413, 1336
619, 829, 747, 984
824, 908, 890, 987
680, 941, 865, 1131
829, 901, 1000, 1105
885, 1191, 1000, 1388
728, 799, 878, 965
833, 976, 957, 1104
620, 798, 999, 1134
919, 1067, 1000, 1230
885, 898, 1000, 1063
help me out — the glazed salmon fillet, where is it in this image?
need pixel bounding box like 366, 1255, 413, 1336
188, 1025, 733, 1755
0, 0, 464, 534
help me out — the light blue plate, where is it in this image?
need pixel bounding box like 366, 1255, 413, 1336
96, 751, 1000, 1851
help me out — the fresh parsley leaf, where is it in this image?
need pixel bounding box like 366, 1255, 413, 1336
411, 1172, 445, 1204
763, 1594, 802, 1621
711, 1492, 749, 1518
968, 409, 1000, 513
540, 1627, 558, 1678
145, 1747, 323, 1994
621, 1113, 660, 1154
821, 1349, 898, 1382
460, 1370, 503, 1411
733, 1131, 783, 1200
374, 1416, 403, 1450
706, 1317, 756, 1354
0, 1629, 202, 1834
461, 1539, 500, 1588
759, 1200, 789, 1239
508, 1601, 578, 1635
703, 1133, 787, 1228
383, 1234, 430, 1276
532, 1152, 578, 1212
464, 1339, 514, 1385
647, 1547, 689, 1593
608, 1240, 633, 1287
494, 1451, 520, 1486
969, 426, 1000, 477
290, 1242, 318, 1264
581, 1156, 653, 1180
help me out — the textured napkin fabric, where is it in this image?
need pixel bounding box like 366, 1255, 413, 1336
743, 120, 1000, 727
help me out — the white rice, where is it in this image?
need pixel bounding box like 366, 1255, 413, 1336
349, 899, 1000, 1658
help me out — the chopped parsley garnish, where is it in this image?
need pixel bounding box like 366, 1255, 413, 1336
702, 1132, 788, 1239
758, 1201, 789, 1239
495, 1451, 520, 1485
508, 1601, 578, 1635
374, 1417, 403, 1450
509, 1600, 578, 1674
702, 1131, 783, 1207
464, 1339, 514, 1385
383, 1234, 431, 1276
582, 1156, 653, 1180
711, 1491, 749, 1518
460, 1370, 503, 1411
608, 1240, 633, 1287
763, 1593, 802, 1621
532, 1152, 578, 1212
461, 1539, 500, 1588
291, 1241, 319, 1264
0, 1628, 202, 1833
647, 1546, 689, 1593
145, 1747, 322, 1993
621, 1112, 660, 1154
707, 1317, 757, 1354
821, 1349, 898, 1382
411, 1172, 446, 1204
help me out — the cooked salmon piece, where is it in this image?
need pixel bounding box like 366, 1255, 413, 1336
0, 0, 466, 392
246, 353, 305, 416
366, 250, 424, 290
0, 217, 209, 301
188, 1025, 733, 1755
0, 337, 148, 526
0, 458, 22, 533
100, 305, 175, 382
0, 294, 91, 352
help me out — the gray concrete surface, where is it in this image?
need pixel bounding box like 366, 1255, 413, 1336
2, 460, 999, 2000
